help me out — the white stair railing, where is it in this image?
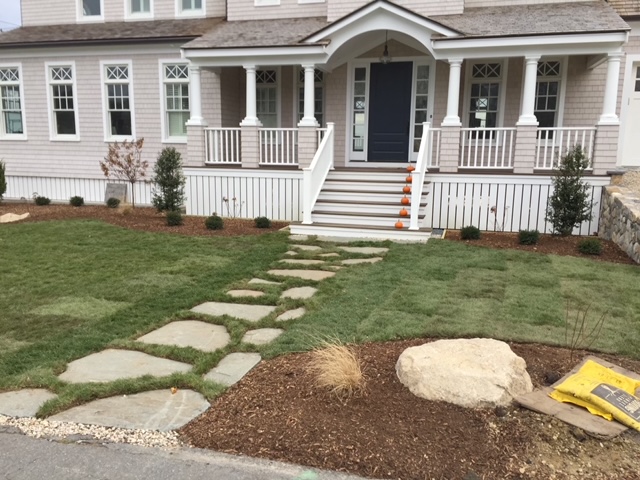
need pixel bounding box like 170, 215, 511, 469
409, 122, 433, 231
302, 122, 335, 225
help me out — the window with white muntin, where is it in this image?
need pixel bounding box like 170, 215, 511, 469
467, 62, 502, 136
0, 66, 25, 139
535, 60, 562, 131
162, 64, 189, 141
177, 0, 204, 16
257, 69, 278, 128
47, 65, 79, 140
128, 0, 152, 18
103, 63, 134, 139
79, 0, 103, 20
297, 68, 324, 126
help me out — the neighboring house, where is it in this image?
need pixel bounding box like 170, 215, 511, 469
0, 0, 639, 240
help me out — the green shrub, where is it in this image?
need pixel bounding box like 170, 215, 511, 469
152, 147, 186, 212
578, 238, 603, 256
106, 197, 121, 209
166, 210, 183, 227
70, 196, 84, 207
34, 196, 51, 206
205, 215, 224, 230
0, 160, 6, 202
460, 225, 481, 240
518, 229, 540, 245
254, 216, 271, 229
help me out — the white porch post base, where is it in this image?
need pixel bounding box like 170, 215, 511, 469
186, 125, 207, 167
592, 124, 620, 175
512, 125, 537, 174
297, 126, 318, 169
438, 125, 461, 173
240, 126, 260, 169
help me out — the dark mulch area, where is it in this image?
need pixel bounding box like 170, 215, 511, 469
180, 340, 640, 480
0, 203, 288, 236
446, 230, 636, 265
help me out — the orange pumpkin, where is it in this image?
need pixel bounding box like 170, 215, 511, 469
407, 165, 416, 172
395, 221, 404, 229
401, 197, 410, 205
406, 176, 413, 184
399, 208, 409, 217
402, 185, 411, 194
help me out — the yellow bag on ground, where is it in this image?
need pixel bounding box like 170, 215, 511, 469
551, 360, 640, 431
549, 390, 613, 420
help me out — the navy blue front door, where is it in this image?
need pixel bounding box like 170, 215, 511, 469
367, 61, 413, 162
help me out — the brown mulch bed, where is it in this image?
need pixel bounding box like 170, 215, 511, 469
0, 203, 288, 236
180, 340, 640, 480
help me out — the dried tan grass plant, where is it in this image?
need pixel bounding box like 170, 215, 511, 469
307, 340, 366, 398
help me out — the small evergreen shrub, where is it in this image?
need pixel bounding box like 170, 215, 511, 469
460, 225, 481, 240
578, 238, 603, 256
106, 197, 121, 209
254, 216, 271, 229
35, 196, 51, 206
152, 147, 186, 212
166, 210, 183, 227
518, 229, 540, 245
70, 196, 84, 207
0, 160, 6, 202
205, 215, 224, 230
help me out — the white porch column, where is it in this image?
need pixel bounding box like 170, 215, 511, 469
240, 65, 261, 127
186, 66, 206, 126
599, 52, 624, 125
517, 56, 540, 125
298, 64, 319, 127
442, 59, 463, 126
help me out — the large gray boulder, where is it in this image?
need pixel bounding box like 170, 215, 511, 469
396, 338, 533, 408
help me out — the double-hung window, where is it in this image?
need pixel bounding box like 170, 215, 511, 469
468, 62, 502, 135
129, 0, 152, 17
297, 68, 324, 126
163, 64, 189, 140
535, 61, 562, 133
0, 66, 25, 138
80, 0, 103, 20
178, 0, 203, 16
103, 63, 134, 139
48, 64, 78, 139
256, 69, 278, 128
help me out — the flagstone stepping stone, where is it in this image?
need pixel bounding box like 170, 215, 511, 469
284, 251, 298, 256
191, 302, 276, 322
50, 389, 209, 431
227, 289, 265, 298
0, 389, 57, 417
137, 321, 230, 353
203, 352, 262, 387
276, 307, 306, 322
341, 257, 384, 265
58, 349, 192, 384
242, 328, 284, 345
338, 246, 389, 255
319, 253, 340, 257
289, 234, 309, 241
279, 259, 325, 265
268, 269, 335, 281
281, 286, 317, 300
292, 244, 322, 251
0, 213, 30, 224
248, 278, 281, 285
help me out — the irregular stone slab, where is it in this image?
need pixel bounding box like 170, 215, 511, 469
338, 246, 389, 255
0, 213, 30, 224
276, 307, 306, 322
281, 286, 317, 300
50, 389, 209, 431
58, 349, 192, 384
227, 289, 265, 298
396, 338, 533, 409
267, 269, 335, 281
292, 244, 322, 251
319, 253, 340, 257
341, 257, 383, 265
137, 321, 230, 353
279, 259, 325, 266
289, 234, 308, 241
284, 251, 298, 256
248, 278, 281, 285
242, 328, 284, 345
0, 389, 57, 417
191, 302, 276, 322
203, 352, 262, 387
326, 266, 344, 270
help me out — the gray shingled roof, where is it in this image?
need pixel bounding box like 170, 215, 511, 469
608, 0, 640, 17
183, 17, 329, 49
0, 18, 222, 48
431, 1, 629, 39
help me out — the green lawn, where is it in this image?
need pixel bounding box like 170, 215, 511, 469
1, 220, 639, 416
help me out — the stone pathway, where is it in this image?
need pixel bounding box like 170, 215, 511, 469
268, 269, 336, 281
242, 328, 284, 345
0, 389, 57, 417
227, 289, 265, 298
281, 287, 317, 300
279, 259, 325, 265
191, 302, 276, 322
341, 257, 384, 265
276, 307, 306, 322
137, 321, 230, 353
248, 278, 281, 285
204, 353, 262, 387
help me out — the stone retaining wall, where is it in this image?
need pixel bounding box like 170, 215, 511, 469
599, 186, 640, 264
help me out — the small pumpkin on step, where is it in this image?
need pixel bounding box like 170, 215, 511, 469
401, 197, 410, 205
399, 208, 409, 217
395, 220, 404, 229
403, 185, 411, 194
406, 175, 413, 184
407, 165, 416, 172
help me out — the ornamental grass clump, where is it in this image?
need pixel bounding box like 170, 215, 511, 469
578, 238, 603, 256
166, 210, 183, 227
460, 225, 481, 240
254, 216, 271, 229
70, 196, 84, 207
205, 215, 224, 230
518, 229, 540, 245
34, 196, 50, 206
307, 340, 366, 399
106, 197, 121, 209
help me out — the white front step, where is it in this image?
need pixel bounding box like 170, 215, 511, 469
327, 170, 409, 182
290, 223, 431, 243
312, 212, 423, 227
317, 190, 426, 203
323, 180, 410, 193
314, 201, 427, 215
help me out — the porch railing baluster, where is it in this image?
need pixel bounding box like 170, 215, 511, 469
535, 127, 596, 170
459, 128, 517, 169
204, 128, 242, 164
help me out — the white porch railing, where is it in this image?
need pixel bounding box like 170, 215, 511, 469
260, 128, 299, 166
535, 127, 596, 170
409, 122, 434, 230
426, 128, 442, 168
205, 128, 241, 165
460, 128, 517, 169
317, 128, 328, 145
302, 122, 335, 224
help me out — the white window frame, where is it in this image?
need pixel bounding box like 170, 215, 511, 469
159, 60, 189, 144
125, 0, 153, 20
463, 59, 508, 135
175, 0, 205, 17
532, 57, 567, 129
347, 61, 370, 161
45, 62, 80, 142
298, 0, 325, 3
100, 60, 136, 142
294, 67, 325, 127
0, 63, 27, 141
410, 59, 436, 161
77, 0, 105, 22
256, 68, 280, 128
255, 0, 280, 5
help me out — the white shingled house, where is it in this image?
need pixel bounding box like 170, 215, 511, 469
1, 0, 639, 240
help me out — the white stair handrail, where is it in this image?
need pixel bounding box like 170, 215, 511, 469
302, 122, 335, 225
409, 122, 432, 231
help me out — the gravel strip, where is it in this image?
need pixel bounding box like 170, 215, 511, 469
0, 414, 182, 449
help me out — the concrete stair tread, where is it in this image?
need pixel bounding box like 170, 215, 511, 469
312, 210, 426, 219
315, 200, 428, 207
293, 222, 431, 232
